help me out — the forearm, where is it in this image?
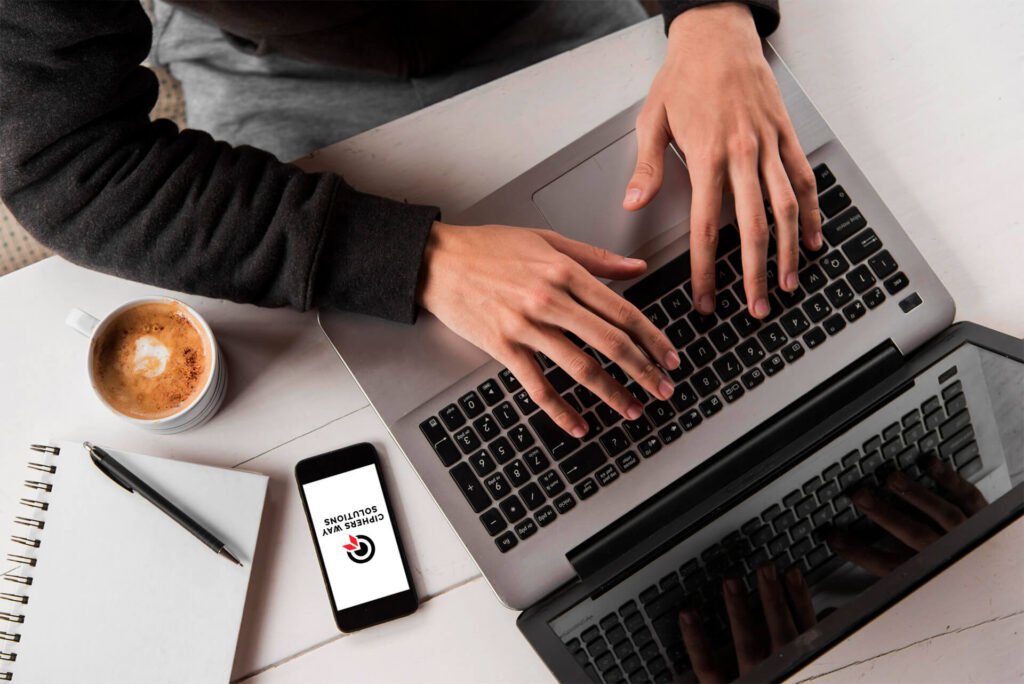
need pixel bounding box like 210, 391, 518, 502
660, 0, 780, 36
0, 0, 438, 322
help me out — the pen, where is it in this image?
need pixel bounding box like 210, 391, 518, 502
83, 442, 243, 567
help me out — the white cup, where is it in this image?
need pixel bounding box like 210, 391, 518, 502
66, 296, 227, 434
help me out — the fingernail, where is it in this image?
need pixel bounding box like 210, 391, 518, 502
627, 403, 643, 420
725, 577, 743, 595
663, 349, 680, 369
659, 378, 674, 400
623, 256, 646, 267
853, 490, 874, 510
571, 424, 587, 439
889, 470, 910, 493
785, 272, 799, 291
754, 297, 770, 318
679, 609, 695, 626
625, 188, 643, 205
812, 233, 823, 250
758, 563, 777, 581
699, 295, 714, 313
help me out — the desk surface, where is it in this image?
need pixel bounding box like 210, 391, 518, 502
2, 1, 1022, 682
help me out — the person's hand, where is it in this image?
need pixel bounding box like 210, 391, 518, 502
626, 2, 822, 318
679, 565, 817, 683
829, 457, 988, 576
417, 221, 680, 437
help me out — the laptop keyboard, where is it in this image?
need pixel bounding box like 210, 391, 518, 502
562, 368, 981, 684
419, 164, 917, 554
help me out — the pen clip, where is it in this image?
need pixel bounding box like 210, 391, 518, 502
84, 442, 134, 493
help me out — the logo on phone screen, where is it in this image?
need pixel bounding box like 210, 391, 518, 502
343, 534, 375, 564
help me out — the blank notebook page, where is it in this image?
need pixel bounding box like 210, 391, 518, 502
8, 441, 267, 684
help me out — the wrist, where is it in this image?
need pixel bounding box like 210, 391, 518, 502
667, 2, 759, 57
417, 220, 456, 310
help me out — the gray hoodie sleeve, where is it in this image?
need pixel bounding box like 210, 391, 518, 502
0, 0, 439, 323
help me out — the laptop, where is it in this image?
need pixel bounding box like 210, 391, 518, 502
319, 43, 1024, 681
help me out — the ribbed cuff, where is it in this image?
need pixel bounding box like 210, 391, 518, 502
661, 0, 781, 37
312, 178, 440, 323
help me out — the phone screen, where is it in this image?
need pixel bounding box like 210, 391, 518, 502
301, 464, 410, 611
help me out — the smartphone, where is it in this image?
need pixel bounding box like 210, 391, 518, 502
295, 443, 418, 632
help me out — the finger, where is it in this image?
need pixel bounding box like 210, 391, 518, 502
756, 563, 798, 651
539, 323, 644, 421
624, 106, 670, 210
886, 470, 967, 532
760, 142, 800, 292
687, 161, 725, 315
926, 455, 988, 515
679, 609, 725, 684
851, 489, 941, 552
568, 306, 675, 405
504, 349, 585, 438
783, 566, 817, 632
728, 139, 771, 318
570, 274, 680, 372
829, 531, 909, 577
723, 578, 759, 674
778, 132, 822, 251
535, 230, 647, 281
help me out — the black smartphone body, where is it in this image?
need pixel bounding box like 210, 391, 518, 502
295, 443, 418, 632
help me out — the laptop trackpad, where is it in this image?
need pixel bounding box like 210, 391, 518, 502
531, 131, 692, 256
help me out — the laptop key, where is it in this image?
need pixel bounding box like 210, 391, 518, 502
733, 310, 761, 337
825, 280, 855, 308
819, 185, 852, 217
692, 368, 721, 397
864, 287, 886, 309
813, 163, 836, 192
822, 206, 866, 246
823, 313, 846, 336
781, 308, 811, 337
420, 417, 461, 466
722, 381, 744, 403
782, 341, 805, 362
535, 506, 557, 527
499, 494, 527, 523
529, 412, 580, 460
699, 395, 724, 418
687, 309, 718, 335
439, 403, 466, 430
459, 390, 485, 418
842, 228, 883, 263
868, 250, 899, 279
762, 354, 785, 376
659, 423, 683, 444
758, 323, 788, 351
801, 263, 828, 293
712, 352, 742, 382
480, 508, 507, 536
489, 436, 515, 464
623, 417, 654, 441
670, 381, 699, 411
741, 366, 766, 390
596, 464, 619, 487
539, 470, 565, 496
643, 303, 670, 329
546, 367, 574, 394
508, 425, 535, 452
709, 322, 739, 352
469, 450, 497, 476
453, 426, 482, 454
575, 478, 599, 500
661, 289, 691, 319
478, 379, 504, 406
484, 473, 513, 500
843, 300, 866, 322
600, 427, 630, 456
820, 251, 850, 279
884, 271, 909, 294
474, 414, 500, 442
498, 368, 521, 392
680, 409, 703, 431
495, 531, 518, 553
616, 451, 641, 472
504, 459, 530, 487
623, 252, 692, 309
450, 462, 490, 512
560, 443, 607, 484
666, 319, 696, 349
645, 401, 676, 426
715, 290, 742, 319
519, 483, 546, 510
491, 401, 519, 429
686, 337, 717, 367
523, 447, 550, 474
513, 389, 539, 415
638, 436, 661, 458
778, 285, 806, 309
802, 294, 832, 323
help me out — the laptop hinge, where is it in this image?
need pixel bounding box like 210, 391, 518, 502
566, 339, 905, 584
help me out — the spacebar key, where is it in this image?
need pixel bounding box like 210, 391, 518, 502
528, 412, 581, 460
623, 252, 691, 309
558, 443, 607, 484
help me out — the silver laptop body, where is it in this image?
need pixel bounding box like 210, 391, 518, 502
318, 45, 954, 610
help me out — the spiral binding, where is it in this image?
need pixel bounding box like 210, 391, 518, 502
1, 445, 60, 681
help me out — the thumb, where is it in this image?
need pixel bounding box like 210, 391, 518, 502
538, 230, 647, 281
623, 116, 669, 211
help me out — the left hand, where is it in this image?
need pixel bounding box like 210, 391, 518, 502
626, 2, 823, 319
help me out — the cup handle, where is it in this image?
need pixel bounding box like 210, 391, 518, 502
66, 308, 100, 339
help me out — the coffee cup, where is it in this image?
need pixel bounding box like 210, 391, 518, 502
66, 296, 227, 434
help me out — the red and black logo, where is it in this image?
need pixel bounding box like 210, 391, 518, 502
342, 534, 375, 563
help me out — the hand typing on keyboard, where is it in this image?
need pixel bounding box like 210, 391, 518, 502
418, 222, 680, 437
678, 565, 817, 682
828, 456, 988, 576
624, 3, 823, 319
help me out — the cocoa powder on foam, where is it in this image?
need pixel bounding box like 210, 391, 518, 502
92, 302, 211, 420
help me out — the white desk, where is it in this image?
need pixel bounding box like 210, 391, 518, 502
2, 1, 1021, 682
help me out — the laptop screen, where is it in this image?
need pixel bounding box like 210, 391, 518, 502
541, 340, 1022, 684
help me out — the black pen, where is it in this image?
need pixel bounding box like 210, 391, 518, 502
84, 442, 243, 566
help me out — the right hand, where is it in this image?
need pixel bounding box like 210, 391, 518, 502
417, 221, 680, 437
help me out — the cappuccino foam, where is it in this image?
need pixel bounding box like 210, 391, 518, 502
93, 302, 211, 420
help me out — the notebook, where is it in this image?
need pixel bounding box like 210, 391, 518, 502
1, 441, 268, 683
